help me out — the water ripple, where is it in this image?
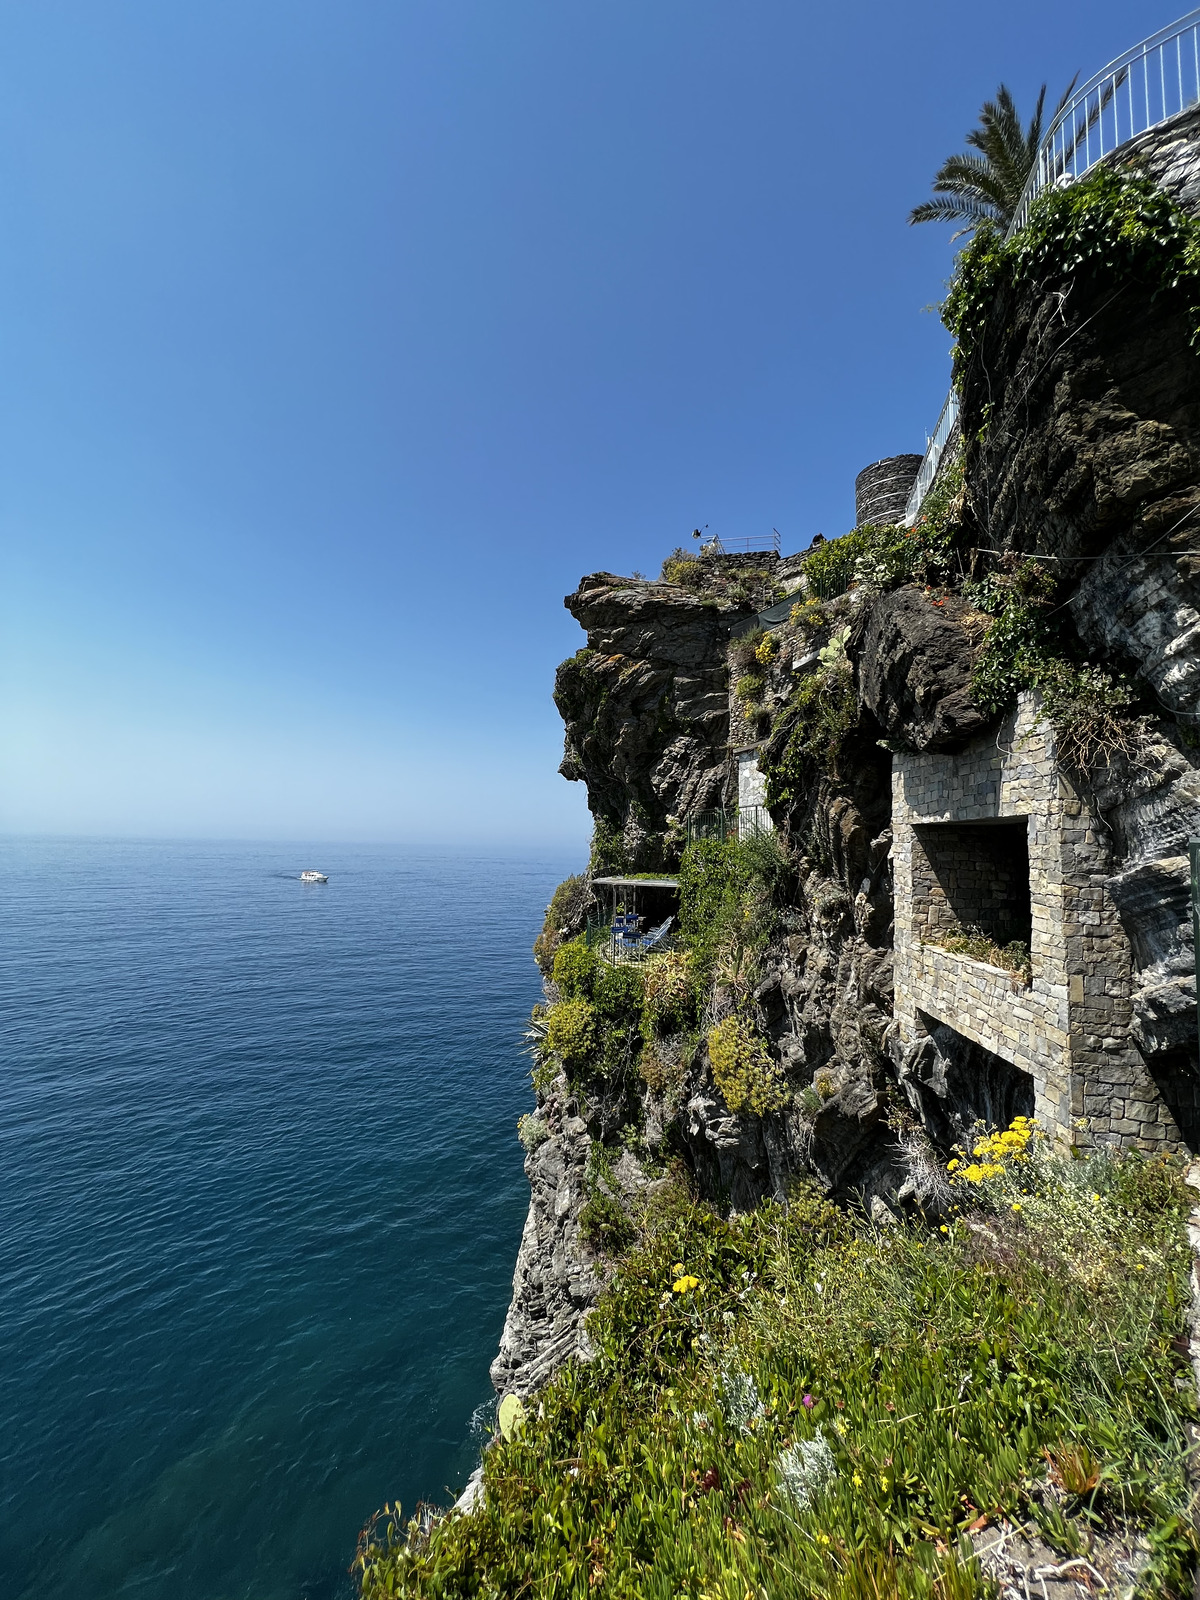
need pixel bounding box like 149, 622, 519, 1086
0, 838, 572, 1600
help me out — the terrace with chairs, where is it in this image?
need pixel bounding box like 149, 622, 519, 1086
589, 875, 679, 964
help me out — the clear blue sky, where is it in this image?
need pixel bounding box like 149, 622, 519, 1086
0, 0, 1173, 847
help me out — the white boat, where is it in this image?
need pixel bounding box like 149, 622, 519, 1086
300, 870, 328, 883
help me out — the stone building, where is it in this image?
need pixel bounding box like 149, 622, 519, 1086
891, 692, 1190, 1150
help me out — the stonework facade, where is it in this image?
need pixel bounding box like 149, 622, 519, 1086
892, 692, 1189, 1150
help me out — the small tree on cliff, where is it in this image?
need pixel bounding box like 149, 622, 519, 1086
909, 78, 1082, 237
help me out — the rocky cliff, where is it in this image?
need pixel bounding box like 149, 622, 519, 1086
493, 107, 1200, 1403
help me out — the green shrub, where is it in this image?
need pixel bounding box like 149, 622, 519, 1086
963, 558, 1058, 714
642, 950, 696, 1035
661, 546, 705, 590
589, 816, 626, 876
533, 873, 592, 973
730, 627, 768, 673
802, 532, 862, 599
1037, 659, 1144, 773
789, 596, 827, 631
678, 836, 787, 988
761, 660, 857, 810
544, 996, 596, 1070
735, 671, 765, 703
579, 1142, 636, 1254
552, 936, 600, 1000
516, 1113, 550, 1152
707, 1014, 787, 1116
963, 560, 1145, 773
578, 1187, 634, 1253
592, 962, 645, 1025
678, 838, 749, 972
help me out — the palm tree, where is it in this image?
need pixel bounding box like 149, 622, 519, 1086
909, 79, 1081, 237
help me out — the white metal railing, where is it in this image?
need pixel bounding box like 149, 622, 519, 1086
1009, 7, 1200, 236
700, 530, 781, 556
903, 390, 959, 523
905, 6, 1200, 523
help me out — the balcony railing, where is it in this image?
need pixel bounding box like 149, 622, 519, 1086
905, 7, 1200, 524
903, 392, 959, 525
686, 805, 773, 844
1010, 10, 1200, 235
700, 530, 781, 557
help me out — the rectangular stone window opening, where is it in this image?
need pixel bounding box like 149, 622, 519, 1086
912, 818, 1032, 954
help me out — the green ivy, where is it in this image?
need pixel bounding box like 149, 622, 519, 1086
964, 560, 1144, 770
944, 167, 1200, 378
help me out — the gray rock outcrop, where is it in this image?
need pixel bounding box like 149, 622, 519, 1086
853, 588, 990, 751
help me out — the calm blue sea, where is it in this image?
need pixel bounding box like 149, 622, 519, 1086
0, 837, 573, 1600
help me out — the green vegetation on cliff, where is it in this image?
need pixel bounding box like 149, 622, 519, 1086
944, 167, 1200, 377
357, 1135, 1196, 1598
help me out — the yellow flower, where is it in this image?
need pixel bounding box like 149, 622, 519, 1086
672, 1262, 685, 1275
852, 1472, 863, 1488
1011, 1203, 1021, 1212
672, 1275, 700, 1294
939, 1225, 949, 1234
816, 1532, 830, 1546
1135, 1263, 1146, 1271
1091, 1193, 1101, 1204
879, 1475, 891, 1493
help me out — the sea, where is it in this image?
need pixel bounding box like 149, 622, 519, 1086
0, 836, 576, 1600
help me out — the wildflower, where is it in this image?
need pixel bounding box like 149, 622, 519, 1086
673, 1275, 700, 1294
672, 1262, 685, 1275
852, 1472, 863, 1488
816, 1532, 831, 1546
1092, 1193, 1101, 1204
879, 1474, 891, 1492
802, 1393, 815, 1410
1012, 1203, 1022, 1212
939, 1225, 949, 1234
1135, 1263, 1146, 1271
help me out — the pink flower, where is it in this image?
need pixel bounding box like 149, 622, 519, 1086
802, 1394, 815, 1409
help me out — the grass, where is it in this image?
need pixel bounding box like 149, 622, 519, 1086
356, 1134, 1197, 1599
924, 925, 1032, 987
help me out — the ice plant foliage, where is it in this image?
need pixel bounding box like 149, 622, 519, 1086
356, 1154, 1196, 1598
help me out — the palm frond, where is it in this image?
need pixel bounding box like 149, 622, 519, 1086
908, 195, 1001, 230
929, 153, 1013, 213
913, 74, 1099, 233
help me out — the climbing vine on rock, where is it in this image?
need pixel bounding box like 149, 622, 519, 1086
944, 167, 1200, 378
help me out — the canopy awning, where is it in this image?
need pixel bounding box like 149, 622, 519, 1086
591, 876, 679, 890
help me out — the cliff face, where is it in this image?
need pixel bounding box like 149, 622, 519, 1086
951, 111, 1200, 1113
554, 576, 735, 873
495, 108, 1200, 1402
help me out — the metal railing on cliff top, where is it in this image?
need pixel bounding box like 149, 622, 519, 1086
904, 6, 1200, 526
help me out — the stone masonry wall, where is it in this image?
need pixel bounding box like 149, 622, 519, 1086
893, 692, 1188, 1150
911, 820, 1032, 949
